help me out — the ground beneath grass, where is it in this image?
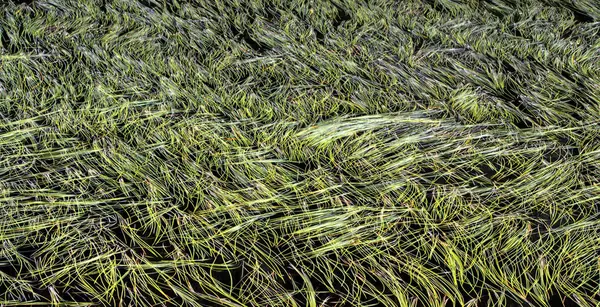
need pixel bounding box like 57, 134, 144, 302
0, 0, 599, 306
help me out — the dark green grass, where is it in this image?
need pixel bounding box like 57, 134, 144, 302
0, 0, 599, 306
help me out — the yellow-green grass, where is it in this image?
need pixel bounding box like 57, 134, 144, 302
0, 0, 599, 306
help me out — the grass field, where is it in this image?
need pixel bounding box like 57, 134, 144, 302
0, 0, 599, 306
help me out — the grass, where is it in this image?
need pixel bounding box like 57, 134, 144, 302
0, 0, 599, 306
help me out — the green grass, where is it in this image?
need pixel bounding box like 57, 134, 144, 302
0, 0, 599, 306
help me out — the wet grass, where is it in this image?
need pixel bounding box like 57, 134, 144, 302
0, 0, 599, 306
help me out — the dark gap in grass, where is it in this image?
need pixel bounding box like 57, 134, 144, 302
500, 60, 517, 74
179, 195, 199, 213
99, 0, 107, 13
507, 296, 528, 306
204, 254, 244, 290
0, 248, 36, 280
291, 160, 319, 175
209, 163, 226, 180
548, 292, 579, 307
413, 36, 424, 52
419, 167, 452, 185
290, 290, 307, 306
449, 294, 489, 307
0, 106, 17, 121
512, 117, 532, 129
230, 24, 240, 37
203, 80, 216, 90
12, 0, 35, 5
314, 292, 335, 305
0, 29, 14, 53
567, 101, 584, 121
568, 145, 580, 157
569, 8, 594, 23
245, 9, 256, 26
15, 244, 38, 262
114, 123, 128, 142
144, 241, 175, 261
580, 167, 598, 191
112, 221, 136, 248
528, 210, 551, 240
510, 24, 524, 38
279, 262, 301, 292
359, 293, 404, 307
61, 287, 95, 304
527, 224, 546, 243
242, 30, 271, 53
264, 208, 289, 221
423, 0, 442, 12
423, 190, 437, 211
560, 27, 574, 40
263, 5, 277, 22
541, 148, 565, 163
278, 257, 347, 304
555, 136, 580, 157
477, 158, 520, 183
314, 29, 325, 44
559, 69, 577, 83
509, 97, 534, 129
478, 163, 497, 181
453, 275, 492, 307
138, 0, 164, 13
170, 275, 205, 304
33, 285, 52, 303
31, 161, 54, 175
74, 95, 85, 105
112, 206, 145, 241
485, 5, 508, 20
322, 258, 353, 293
332, 3, 351, 28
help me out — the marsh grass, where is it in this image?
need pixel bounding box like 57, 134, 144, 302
0, 0, 599, 306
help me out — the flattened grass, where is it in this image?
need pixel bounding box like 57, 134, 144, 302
0, 0, 599, 306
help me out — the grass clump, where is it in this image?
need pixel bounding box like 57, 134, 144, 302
0, 0, 599, 306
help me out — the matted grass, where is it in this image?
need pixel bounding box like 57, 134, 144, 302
0, 0, 599, 306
